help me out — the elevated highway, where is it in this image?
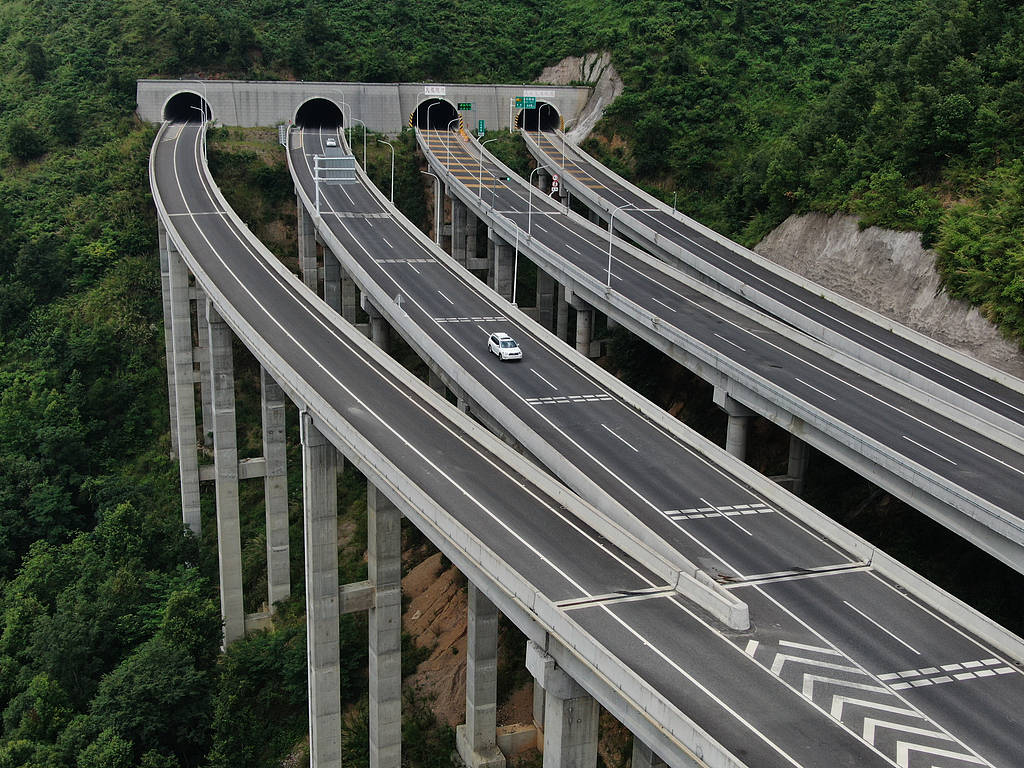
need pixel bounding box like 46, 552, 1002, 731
287, 122, 1024, 768
417, 127, 1024, 574
522, 129, 1024, 440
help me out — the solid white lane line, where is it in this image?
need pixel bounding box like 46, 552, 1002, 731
794, 377, 837, 402
437, 290, 455, 305
843, 601, 920, 655
700, 497, 753, 537
902, 435, 957, 466
714, 332, 746, 352
651, 296, 676, 313
601, 424, 639, 452
531, 368, 559, 391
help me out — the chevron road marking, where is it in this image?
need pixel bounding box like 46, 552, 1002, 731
895, 742, 986, 766
749, 641, 994, 767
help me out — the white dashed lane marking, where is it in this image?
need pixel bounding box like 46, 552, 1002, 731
879, 658, 1017, 689
664, 502, 773, 520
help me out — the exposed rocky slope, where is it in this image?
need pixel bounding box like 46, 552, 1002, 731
755, 212, 1024, 378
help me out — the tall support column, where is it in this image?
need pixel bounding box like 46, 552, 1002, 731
466, 210, 479, 267
526, 642, 599, 768
556, 284, 569, 343
457, 584, 505, 768
342, 269, 358, 324
368, 484, 402, 768
574, 307, 593, 357
207, 302, 244, 646
261, 367, 290, 607
493, 239, 514, 303
442, 189, 453, 254
195, 284, 214, 446
302, 413, 341, 768
297, 196, 318, 293
158, 221, 178, 457
428, 368, 446, 396
631, 740, 669, 768
787, 435, 810, 495
486, 229, 496, 290
366, 301, 391, 353
536, 270, 555, 332
167, 241, 202, 535
323, 246, 341, 314
452, 196, 468, 267
714, 388, 750, 461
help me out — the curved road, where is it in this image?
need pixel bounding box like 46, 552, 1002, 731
289, 124, 1024, 768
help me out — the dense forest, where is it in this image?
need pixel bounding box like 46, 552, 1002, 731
0, 0, 1022, 766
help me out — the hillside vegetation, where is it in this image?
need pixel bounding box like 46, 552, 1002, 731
0, 0, 1022, 766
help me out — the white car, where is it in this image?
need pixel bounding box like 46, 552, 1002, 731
487, 332, 523, 361
325, 136, 338, 147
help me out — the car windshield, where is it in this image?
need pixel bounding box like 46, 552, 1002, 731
500, 340, 517, 348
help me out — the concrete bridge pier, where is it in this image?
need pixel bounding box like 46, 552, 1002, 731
486, 231, 496, 290
206, 301, 245, 646
428, 367, 446, 396
363, 297, 391, 353
195, 284, 214, 446
631, 740, 671, 768
452, 196, 469, 267
368, 484, 403, 768
587, 208, 604, 228
166, 237, 202, 535
301, 413, 342, 768
556, 284, 569, 343
526, 642, 599, 768
713, 387, 750, 462
342, 268, 358, 324
456, 584, 506, 768
787, 435, 810, 495
566, 291, 595, 358
492, 235, 515, 304
442, 187, 453, 254
297, 194, 318, 293
158, 222, 178, 457
261, 368, 291, 607
536, 270, 556, 332
323, 246, 341, 314
466, 211, 481, 270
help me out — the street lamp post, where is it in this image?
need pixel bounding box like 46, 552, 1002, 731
426, 101, 439, 132
338, 98, 352, 146
446, 118, 460, 167
421, 170, 441, 245
377, 139, 395, 203
499, 215, 521, 306
606, 203, 634, 287
478, 137, 499, 198
351, 118, 367, 170
527, 164, 551, 235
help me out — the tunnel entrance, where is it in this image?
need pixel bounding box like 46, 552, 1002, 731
295, 98, 344, 129
516, 101, 561, 131
411, 99, 460, 130
163, 92, 212, 123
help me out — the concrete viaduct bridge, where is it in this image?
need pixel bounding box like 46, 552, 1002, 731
141, 80, 1024, 768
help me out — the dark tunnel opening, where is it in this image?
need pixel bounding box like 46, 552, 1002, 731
517, 102, 561, 131
163, 92, 212, 123
295, 98, 345, 128
411, 99, 460, 130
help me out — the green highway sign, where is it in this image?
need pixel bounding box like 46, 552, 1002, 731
458, 102, 472, 111
514, 96, 538, 109
477, 119, 485, 136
